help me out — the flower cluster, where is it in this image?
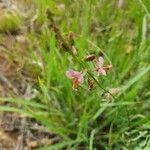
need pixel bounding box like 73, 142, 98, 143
66, 69, 84, 91
66, 56, 112, 91
95, 56, 112, 76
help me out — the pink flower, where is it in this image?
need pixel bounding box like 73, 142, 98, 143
96, 57, 112, 76
66, 69, 84, 91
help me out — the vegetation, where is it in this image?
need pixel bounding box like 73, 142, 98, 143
0, 0, 149, 149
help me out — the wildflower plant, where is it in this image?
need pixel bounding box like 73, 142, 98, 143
0, 0, 149, 149
66, 69, 85, 91
66, 55, 112, 91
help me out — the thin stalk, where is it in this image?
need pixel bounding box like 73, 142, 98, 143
75, 57, 116, 100
87, 39, 112, 65
87, 71, 116, 99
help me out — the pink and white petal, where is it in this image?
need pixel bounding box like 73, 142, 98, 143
98, 68, 106, 76
78, 75, 84, 84
73, 71, 81, 77
98, 56, 104, 67
66, 70, 75, 79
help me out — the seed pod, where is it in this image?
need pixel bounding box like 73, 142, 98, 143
103, 88, 121, 101
88, 79, 95, 91
103, 65, 113, 73
68, 31, 76, 46
71, 46, 77, 55
83, 54, 96, 62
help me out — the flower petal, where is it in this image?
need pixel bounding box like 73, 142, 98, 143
98, 68, 106, 76
72, 78, 79, 91
78, 75, 84, 84
66, 69, 75, 79
98, 56, 104, 67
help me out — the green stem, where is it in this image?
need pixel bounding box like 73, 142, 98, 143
75, 56, 116, 100
87, 71, 116, 100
